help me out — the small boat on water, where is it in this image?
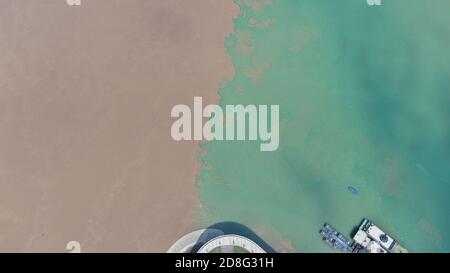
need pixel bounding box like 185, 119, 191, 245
348, 186, 359, 194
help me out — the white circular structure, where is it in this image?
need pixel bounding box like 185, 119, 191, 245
167, 229, 224, 253
197, 234, 266, 253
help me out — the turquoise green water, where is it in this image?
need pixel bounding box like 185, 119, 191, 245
196, 0, 450, 252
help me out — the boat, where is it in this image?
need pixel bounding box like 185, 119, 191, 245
319, 223, 353, 252
348, 186, 359, 194
354, 219, 408, 253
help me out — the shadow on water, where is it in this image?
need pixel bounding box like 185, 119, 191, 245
349, 225, 361, 239
193, 221, 276, 253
